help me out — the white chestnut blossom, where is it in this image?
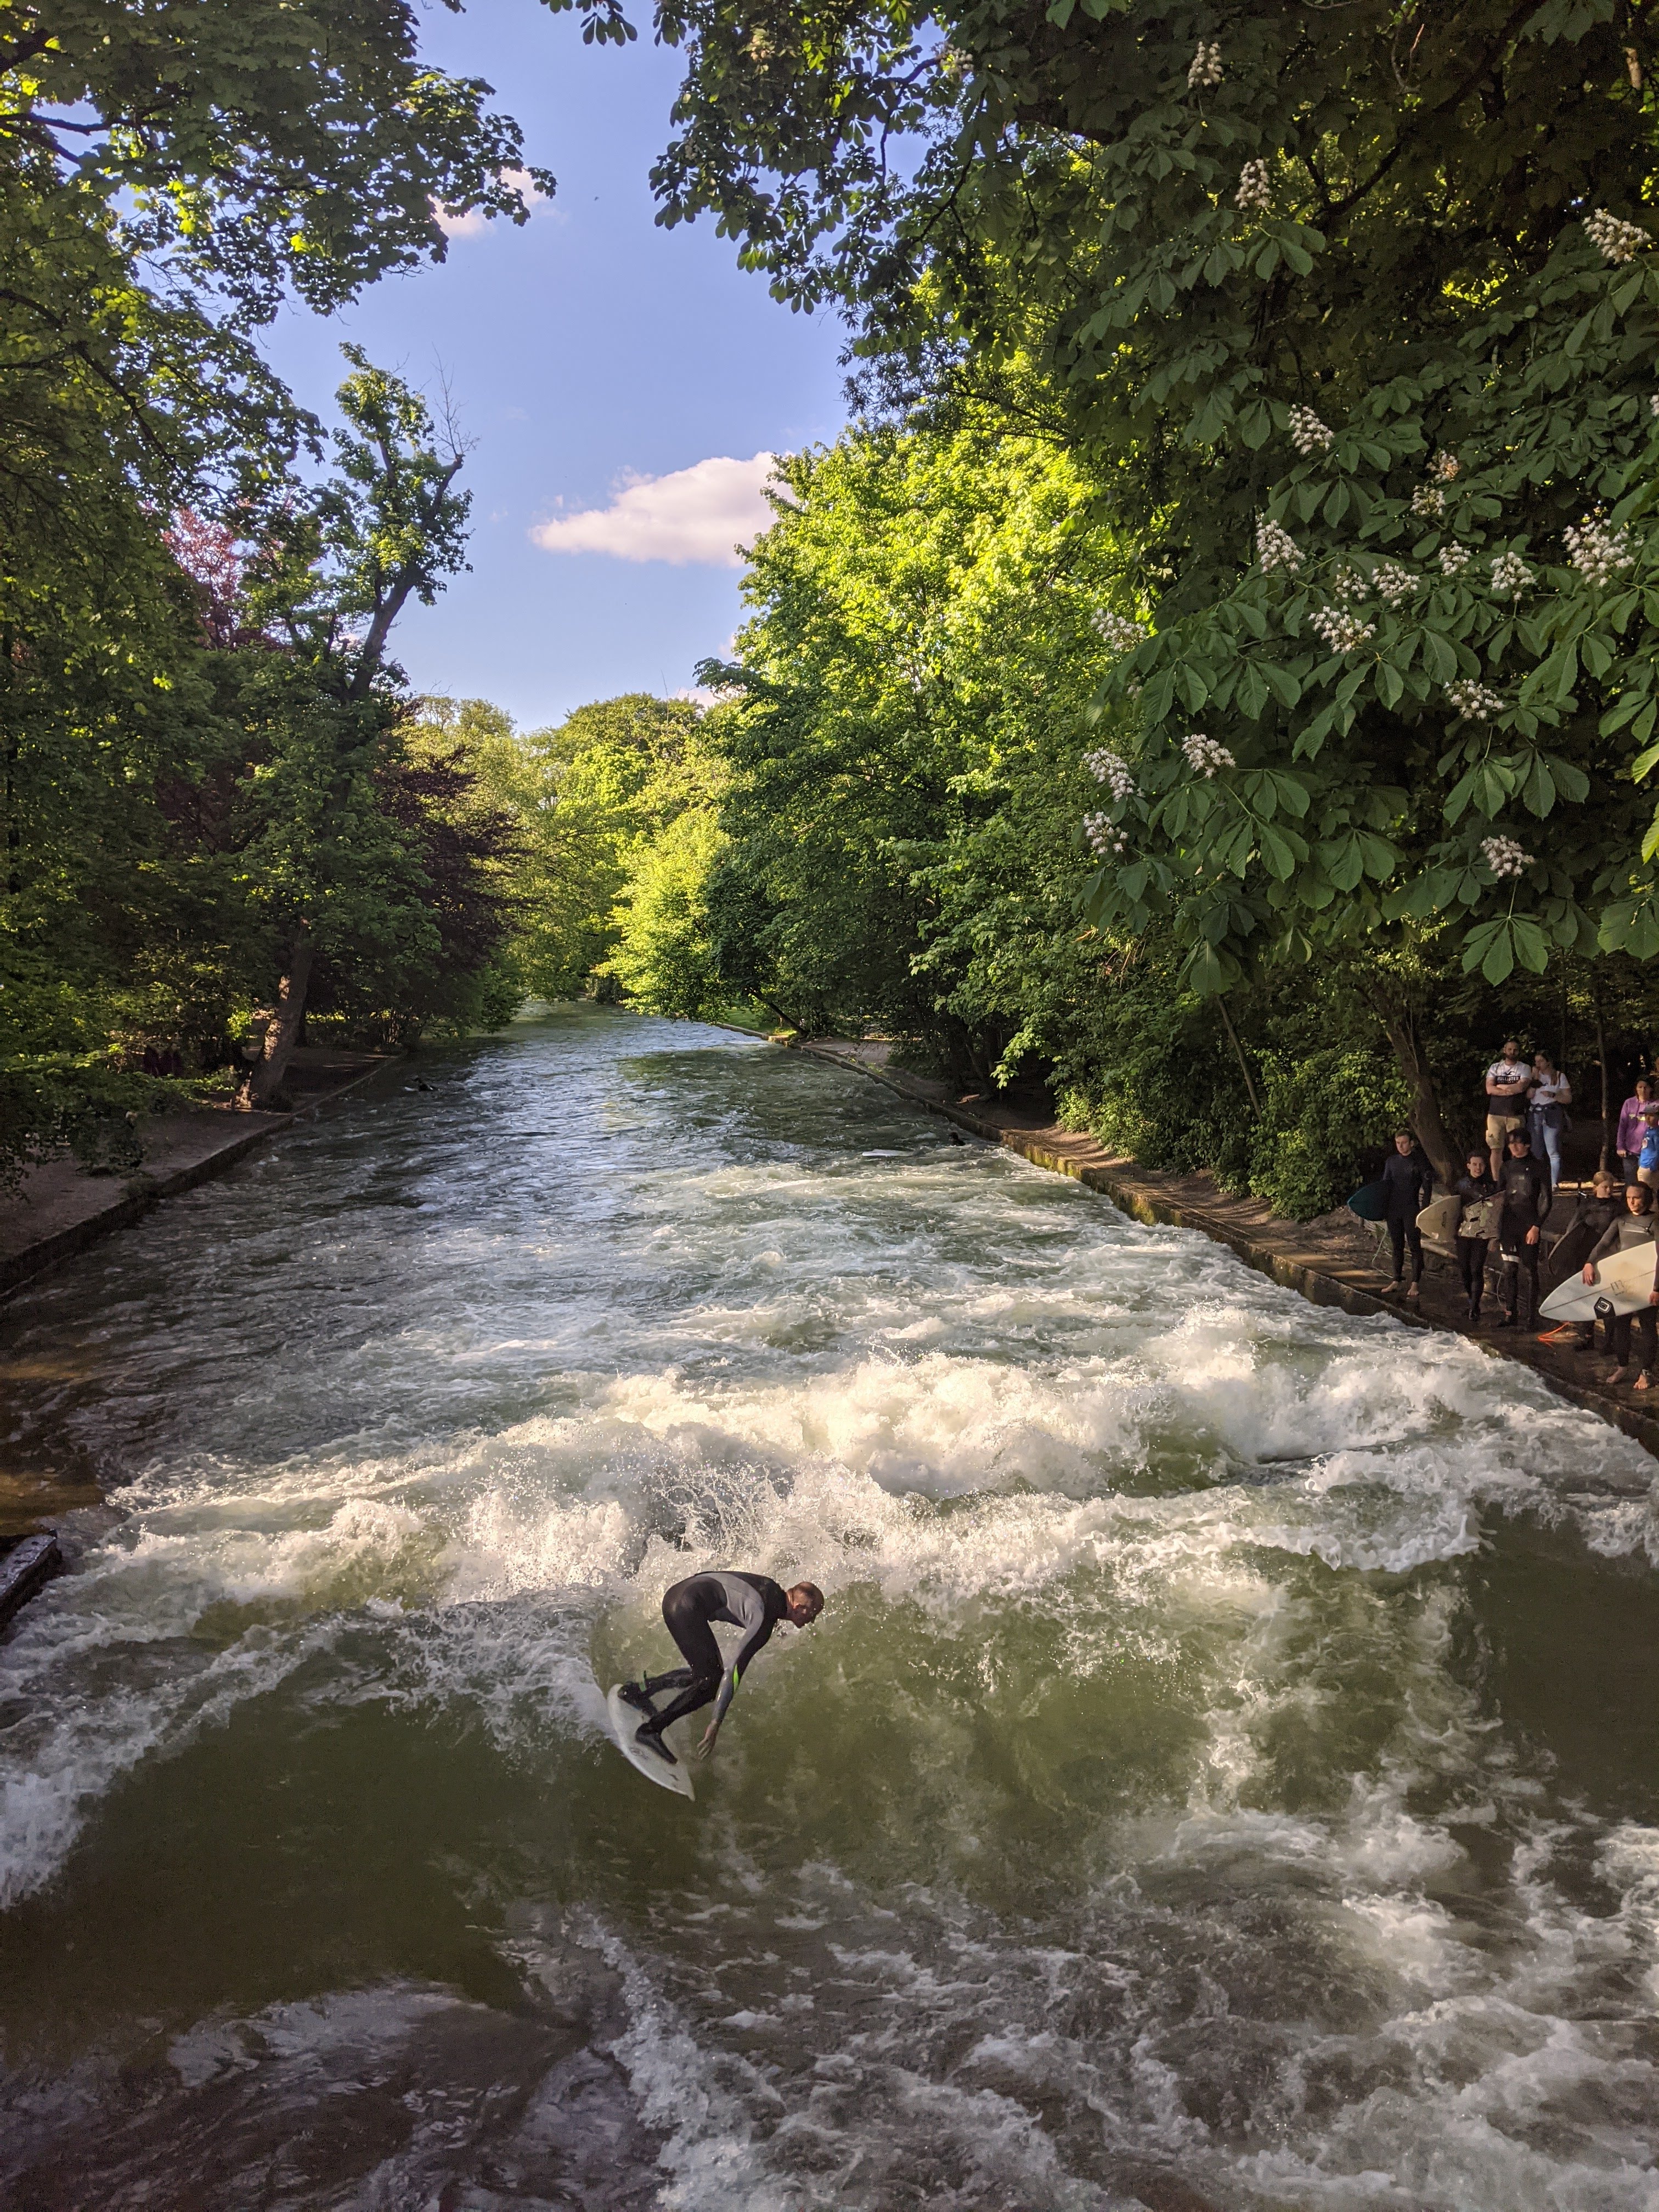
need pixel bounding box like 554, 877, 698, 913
1431, 450, 1462, 483
1288, 404, 1334, 455
1329, 563, 1367, 603
1091, 608, 1150, 653
1481, 835, 1533, 879
1446, 679, 1506, 720
1438, 542, 1473, 576
1489, 550, 1533, 596
1181, 731, 1235, 776
1374, 561, 1417, 605
1188, 40, 1223, 87
1084, 812, 1128, 857
1235, 159, 1272, 215
1565, 511, 1636, 584
1650, 392, 1659, 419
1584, 208, 1651, 264
1084, 747, 1136, 800
1309, 606, 1375, 652
1410, 485, 1446, 520
1255, 516, 1301, 573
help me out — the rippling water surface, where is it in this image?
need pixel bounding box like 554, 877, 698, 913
3, 1005, 1659, 2211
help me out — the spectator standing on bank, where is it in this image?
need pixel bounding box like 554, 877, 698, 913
1639, 1104, 1659, 1192
1496, 1127, 1552, 1329
1526, 1051, 1571, 1194
1381, 1128, 1433, 1300
1580, 1182, 1659, 1387
1617, 1078, 1654, 1182
1485, 1038, 1533, 1179
1453, 1150, 1500, 1325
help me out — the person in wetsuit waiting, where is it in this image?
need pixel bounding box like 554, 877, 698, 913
1381, 1127, 1433, 1300
620, 1572, 825, 1767
1496, 1127, 1552, 1329
1452, 1149, 1499, 1326
1579, 1181, 1659, 1388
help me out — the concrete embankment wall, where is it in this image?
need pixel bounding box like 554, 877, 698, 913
0, 1054, 396, 1300
786, 1036, 1659, 1467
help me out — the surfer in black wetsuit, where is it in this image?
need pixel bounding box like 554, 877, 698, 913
1496, 1128, 1552, 1329
1381, 1128, 1433, 1300
619, 1572, 825, 1767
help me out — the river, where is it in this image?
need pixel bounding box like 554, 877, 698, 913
2, 1005, 1658, 2211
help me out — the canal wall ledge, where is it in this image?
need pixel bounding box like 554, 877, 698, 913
786, 1035, 1659, 1467
0, 1049, 397, 1301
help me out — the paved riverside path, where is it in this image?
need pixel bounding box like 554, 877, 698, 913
788, 1034, 1659, 1465
0, 1048, 394, 1299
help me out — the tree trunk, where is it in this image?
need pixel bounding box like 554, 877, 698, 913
1593, 996, 1612, 1170
241, 930, 313, 1110
1375, 993, 1459, 1187
1216, 994, 1260, 1114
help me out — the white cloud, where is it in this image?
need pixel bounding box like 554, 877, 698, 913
531, 452, 780, 567
673, 685, 745, 709
435, 168, 546, 241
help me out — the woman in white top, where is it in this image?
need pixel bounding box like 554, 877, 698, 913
1528, 1051, 1572, 1193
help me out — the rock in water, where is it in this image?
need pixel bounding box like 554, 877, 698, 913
0, 1532, 63, 1630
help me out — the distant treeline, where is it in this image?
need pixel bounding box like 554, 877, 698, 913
481, 413, 1659, 1218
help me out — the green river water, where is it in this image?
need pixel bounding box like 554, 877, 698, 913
2, 1005, 1658, 2210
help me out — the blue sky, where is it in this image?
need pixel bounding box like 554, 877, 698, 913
261, 2, 847, 733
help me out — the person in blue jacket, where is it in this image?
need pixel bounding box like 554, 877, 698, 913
1638, 1103, 1659, 1192
1381, 1128, 1434, 1300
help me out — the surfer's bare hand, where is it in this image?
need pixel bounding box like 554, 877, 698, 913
1583, 1264, 1596, 1284
695, 1723, 719, 1760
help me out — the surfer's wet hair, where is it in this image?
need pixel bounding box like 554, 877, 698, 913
788, 1582, 825, 1620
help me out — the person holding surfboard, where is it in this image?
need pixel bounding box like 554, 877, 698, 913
1579, 1182, 1659, 1386
618, 1572, 825, 1768
1381, 1130, 1433, 1300
1453, 1150, 1500, 1324
1538, 1171, 1624, 1347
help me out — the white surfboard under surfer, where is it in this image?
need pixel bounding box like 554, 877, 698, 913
608, 1571, 824, 1787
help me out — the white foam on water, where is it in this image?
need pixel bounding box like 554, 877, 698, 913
570, 1915, 784, 2212
2, 1311, 1646, 1916
4, 1015, 1658, 2209
0, 1614, 337, 1910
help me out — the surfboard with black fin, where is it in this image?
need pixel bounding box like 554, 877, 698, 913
605, 1683, 696, 1798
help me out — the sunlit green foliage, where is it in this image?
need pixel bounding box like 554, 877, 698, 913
696, 418, 1119, 1067
622, 0, 1659, 1180
607, 803, 730, 1018
0, 0, 534, 1171
490, 693, 721, 1001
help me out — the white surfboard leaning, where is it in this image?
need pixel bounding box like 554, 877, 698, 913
605, 1683, 695, 1799
1538, 1237, 1658, 1324
1415, 1194, 1460, 1257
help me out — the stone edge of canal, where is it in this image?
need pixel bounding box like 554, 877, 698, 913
2, 1022, 1651, 1638
785, 1035, 1659, 1474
